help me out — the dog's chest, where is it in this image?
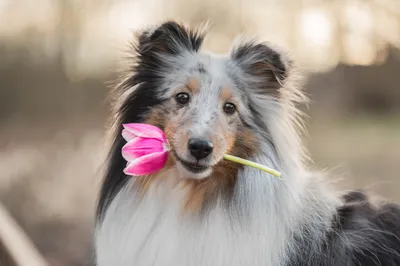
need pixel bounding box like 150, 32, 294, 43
95, 182, 286, 266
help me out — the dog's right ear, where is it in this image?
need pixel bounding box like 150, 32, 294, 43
230, 40, 293, 96
136, 21, 205, 59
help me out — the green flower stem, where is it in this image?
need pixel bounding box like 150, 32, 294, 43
223, 154, 282, 179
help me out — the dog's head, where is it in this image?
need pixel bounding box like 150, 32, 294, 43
115, 21, 295, 181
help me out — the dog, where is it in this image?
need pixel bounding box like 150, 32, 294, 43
94, 21, 400, 266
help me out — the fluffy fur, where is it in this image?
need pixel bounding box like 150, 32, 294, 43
95, 21, 400, 266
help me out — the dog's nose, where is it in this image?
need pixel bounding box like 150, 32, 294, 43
188, 138, 213, 160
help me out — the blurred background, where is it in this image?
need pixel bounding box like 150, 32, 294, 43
0, 0, 399, 265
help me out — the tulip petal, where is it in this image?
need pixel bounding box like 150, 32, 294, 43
122, 123, 166, 142
121, 138, 166, 161
123, 151, 168, 176
121, 138, 140, 161
122, 129, 138, 142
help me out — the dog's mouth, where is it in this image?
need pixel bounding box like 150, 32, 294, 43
172, 151, 210, 174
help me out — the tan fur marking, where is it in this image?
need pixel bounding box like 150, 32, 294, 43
165, 121, 188, 161
144, 106, 167, 130
182, 177, 218, 213
220, 87, 233, 100
164, 121, 178, 142
186, 78, 200, 93
182, 181, 209, 213
224, 132, 237, 154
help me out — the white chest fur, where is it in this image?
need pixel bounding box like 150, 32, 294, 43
95, 170, 299, 266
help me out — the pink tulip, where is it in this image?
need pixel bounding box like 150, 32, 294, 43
121, 123, 169, 176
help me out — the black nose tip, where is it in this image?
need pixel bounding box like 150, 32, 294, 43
188, 138, 213, 160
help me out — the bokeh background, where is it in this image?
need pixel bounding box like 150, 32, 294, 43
0, 0, 399, 265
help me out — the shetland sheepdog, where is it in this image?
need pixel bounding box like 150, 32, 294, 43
95, 21, 400, 266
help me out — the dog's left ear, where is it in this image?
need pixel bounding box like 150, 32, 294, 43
231, 41, 292, 95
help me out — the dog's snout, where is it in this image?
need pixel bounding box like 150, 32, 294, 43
188, 138, 213, 160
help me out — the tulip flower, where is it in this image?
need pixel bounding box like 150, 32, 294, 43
121, 123, 281, 178
121, 123, 169, 176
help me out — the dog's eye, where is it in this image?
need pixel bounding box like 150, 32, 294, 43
175, 92, 190, 105
223, 102, 236, 115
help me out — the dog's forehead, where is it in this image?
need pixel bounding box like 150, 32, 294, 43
166, 52, 235, 92
193, 53, 233, 86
